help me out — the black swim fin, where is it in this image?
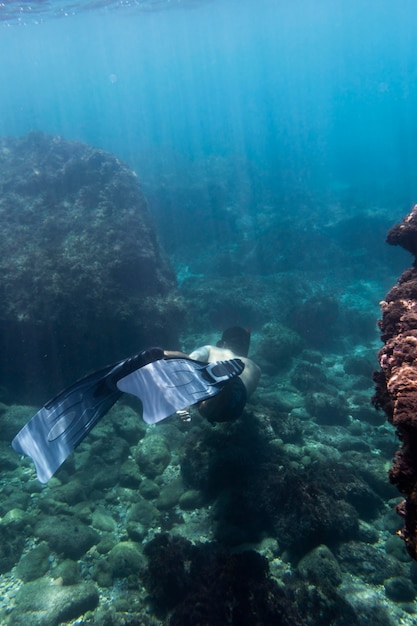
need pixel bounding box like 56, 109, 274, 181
11, 348, 244, 483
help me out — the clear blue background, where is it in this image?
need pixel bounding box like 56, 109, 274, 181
1, 0, 416, 206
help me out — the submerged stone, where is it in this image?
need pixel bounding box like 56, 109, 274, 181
35, 515, 99, 559
127, 498, 160, 527
0, 131, 183, 403
156, 478, 184, 511
51, 558, 81, 585
384, 576, 417, 602
108, 541, 146, 577
91, 508, 117, 533
0, 523, 26, 574
139, 478, 160, 499
297, 544, 342, 589
10, 577, 99, 625
179, 489, 204, 510
16, 542, 50, 582
135, 435, 171, 478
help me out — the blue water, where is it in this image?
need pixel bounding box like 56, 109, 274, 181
2, 0, 417, 208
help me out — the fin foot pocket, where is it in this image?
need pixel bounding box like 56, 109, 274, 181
201, 359, 244, 384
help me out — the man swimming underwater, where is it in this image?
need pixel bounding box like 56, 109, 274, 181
188, 326, 260, 422
11, 327, 260, 484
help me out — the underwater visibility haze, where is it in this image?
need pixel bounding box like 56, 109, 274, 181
2, 0, 417, 624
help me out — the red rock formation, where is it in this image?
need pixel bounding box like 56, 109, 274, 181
374, 204, 417, 559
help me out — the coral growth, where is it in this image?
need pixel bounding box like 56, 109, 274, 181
180, 417, 376, 555
373, 204, 417, 559
143, 533, 307, 626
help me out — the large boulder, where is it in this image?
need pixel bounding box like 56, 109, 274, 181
0, 132, 183, 402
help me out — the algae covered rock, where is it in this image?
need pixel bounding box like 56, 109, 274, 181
0, 522, 26, 574
51, 559, 81, 585
179, 489, 204, 510
304, 391, 350, 426
156, 478, 185, 511
135, 434, 171, 478
254, 322, 303, 374
139, 478, 160, 499
108, 541, 146, 577
0, 132, 183, 402
10, 577, 99, 625
128, 498, 160, 527
384, 576, 417, 602
16, 542, 50, 582
34, 515, 99, 558
119, 459, 142, 488
297, 544, 342, 589
91, 508, 117, 533
110, 404, 146, 445
0, 405, 36, 441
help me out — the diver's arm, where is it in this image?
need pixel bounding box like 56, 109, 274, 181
239, 357, 261, 397
163, 349, 191, 360
188, 345, 211, 362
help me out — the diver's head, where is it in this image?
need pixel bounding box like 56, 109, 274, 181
216, 326, 251, 357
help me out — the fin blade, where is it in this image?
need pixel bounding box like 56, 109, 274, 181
11, 368, 121, 483
117, 357, 244, 424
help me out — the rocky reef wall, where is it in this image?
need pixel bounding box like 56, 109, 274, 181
374, 204, 417, 560
0, 132, 183, 402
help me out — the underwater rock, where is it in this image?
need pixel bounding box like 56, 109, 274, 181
51, 558, 81, 585
135, 434, 171, 479
126, 521, 147, 543
290, 361, 328, 392
0, 131, 183, 403
287, 294, 340, 349
46, 479, 86, 506
0, 522, 26, 574
108, 541, 146, 578
0, 405, 35, 442
336, 541, 405, 584
258, 465, 359, 557
297, 544, 343, 589
10, 577, 99, 626
373, 204, 417, 560
384, 576, 417, 602
16, 542, 50, 582
91, 508, 117, 533
156, 478, 185, 511
304, 391, 350, 426
143, 533, 307, 625
139, 478, 160, 500
110, 405, 146, 445
119, 459, 142, 489
127, 498, 160, 528
351, 404, 386, 426
343, 354, 375, 378
143, 533, 195, 610
34, 515, 99, 559
0, 441, 20, 472
178, 488, 205, 510
341, 584, 397, 626
1, 507, 30, 530
89, 435, 130, 466
385, 533, 411, 563
254, 322, 303, 374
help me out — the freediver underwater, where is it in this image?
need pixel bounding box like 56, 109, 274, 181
11, 326, 260, 484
